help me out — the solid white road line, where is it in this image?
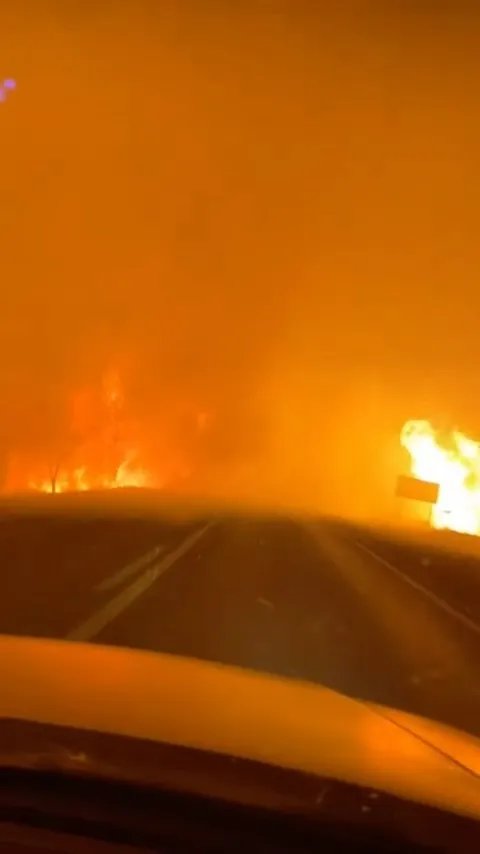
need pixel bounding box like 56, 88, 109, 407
95, 545, 165, 593
355, 539, 480, 637
67, 522, 213, 643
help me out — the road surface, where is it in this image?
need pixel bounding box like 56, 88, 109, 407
0, 503, 479, 741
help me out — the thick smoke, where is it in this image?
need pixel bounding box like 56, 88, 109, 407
0, 2, 478, 515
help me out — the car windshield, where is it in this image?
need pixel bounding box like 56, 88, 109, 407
2, 0, 480, 783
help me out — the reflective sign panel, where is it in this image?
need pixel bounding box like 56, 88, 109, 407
396, 474, 439, 505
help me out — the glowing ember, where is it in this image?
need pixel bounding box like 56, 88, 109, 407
401, 420, 480, 535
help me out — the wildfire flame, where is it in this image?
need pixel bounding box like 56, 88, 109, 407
23, 371, 157, 494
28, 451, 153, 494
6, 371, 207, 496
401, 419, 480, 535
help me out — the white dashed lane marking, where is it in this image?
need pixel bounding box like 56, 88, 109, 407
96, 545, 165, 593
68, 522, 214, 643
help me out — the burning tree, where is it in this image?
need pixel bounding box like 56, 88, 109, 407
28, 371, 153, 494
10, 369, 215, 495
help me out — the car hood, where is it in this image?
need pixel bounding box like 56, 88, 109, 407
0, 634, 479, 820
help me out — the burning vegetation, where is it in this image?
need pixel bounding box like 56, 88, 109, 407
5, 371, 180, 495
401, 420, 480, 536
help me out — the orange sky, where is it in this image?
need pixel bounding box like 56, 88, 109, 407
0, 2, 478, 510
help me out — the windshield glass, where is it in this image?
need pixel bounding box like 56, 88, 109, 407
2, 0, 480, 789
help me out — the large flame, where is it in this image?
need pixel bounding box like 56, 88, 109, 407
401, 419, 480, 535
22, 371, 158, 494
28, 450, 154, 494
4, 371, 208, 495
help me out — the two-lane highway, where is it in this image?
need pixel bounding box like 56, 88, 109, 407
0, 510, 203, 638
0, 502, 479, 741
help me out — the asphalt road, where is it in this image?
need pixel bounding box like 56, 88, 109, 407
0, 503, 480, 741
